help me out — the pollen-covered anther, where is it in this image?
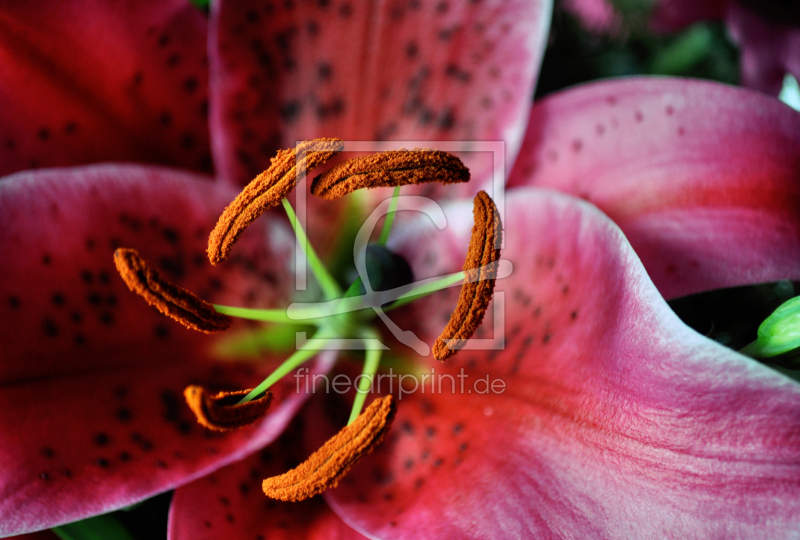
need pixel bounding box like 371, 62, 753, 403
113, 248, 232, 333
433, 191, 502, 361
310, 148, 470, 200
208, 137, 344, 265
183, 386, 273, 432
262, 395, 397, 502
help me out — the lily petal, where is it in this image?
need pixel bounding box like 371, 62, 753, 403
169, 414, 368, 540
326, 188, 800, 539
208, 0, 552, 191
508, 77, 800, 300
0, 165, 333, 535
726, 1, 800, 96
0, 0, 212, 177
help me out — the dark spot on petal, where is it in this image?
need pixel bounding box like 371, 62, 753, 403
43, 318, 58, 337
73, 334, 86, 346
166, 53, 181, 68
438, 108, 455, 130
62, 468, 72, 478
38, 128, 50, 141
159, 112, 173, 127
634, 111, 643, 122
119, 452, 131, 462
156, 459, 168, 468
115, 386, 128, 399
317, 62, 332, 81
425, 426, 436, 438
116, 407, 132, 423
240, 482, 251, 495
245, 9, 260, 22
453, 422, 463, 434
677, 127, 685, 136
571, 140, 582, 153
87, 292, 102, 306
52, 292, 65, 306
71, 311, 82, 324
161, 390, 181, 423
64, 122, 77, 134
8, 296, 20, 309
40, 472, 50, 481
543, 333, 552, 344
571, 310, 579, 320
94, 433, 110, 446
41, 254, 51, 266
42, 447, 55, 458
162, 227, 179, 245
445, 63, 471, 83
307, 19, 319, 36
85, 238, 95, 251
158, 34, 169, 47
181, 133, 196, 150
154, 324, 170, 339
436, 1, 448, 13
81, 270, 94, 284
279, 101, 302, 124
183, 77, 199, 94
95, 458, 110, 468
339, 3, 352, 16
666, 105, 674, 116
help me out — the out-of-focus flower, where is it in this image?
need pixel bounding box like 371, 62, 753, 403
3, 0, 800, 538
561, 0, 800, 95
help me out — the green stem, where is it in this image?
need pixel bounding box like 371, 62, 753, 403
347, 329, 383, 425
739, 341, 763, 358
385, 271, 465, 310
378, 186, 402, 246
213, 304, 297, 324
282, 198, 341, 300
238, 330, 334, 403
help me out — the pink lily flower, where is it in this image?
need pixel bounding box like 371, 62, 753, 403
562, 0, 800, 96
3, 1, 800, 539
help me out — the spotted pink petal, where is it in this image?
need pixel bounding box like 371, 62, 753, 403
507, 77, 800, 300
0, 165, 334, 536
0, 0, 212, 178
321, 188, 800, 539
208, 0, 551, 192
169, 415, 368, 540
649, 0, 729, 32
726, 2, 800, 96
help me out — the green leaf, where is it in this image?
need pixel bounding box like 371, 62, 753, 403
52, 514, 134, 540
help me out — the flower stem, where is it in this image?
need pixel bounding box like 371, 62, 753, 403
385, 271, 465, 310
282, 198, 342, 300
378, 185, 402, 246
348, 329, 383, 425
213, 304, 297, 324
238, 329, 335, 403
